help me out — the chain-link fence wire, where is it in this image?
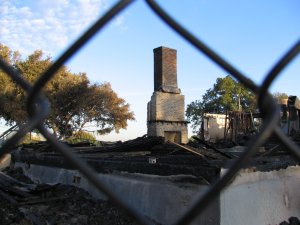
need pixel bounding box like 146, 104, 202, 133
1, 0, 300, 224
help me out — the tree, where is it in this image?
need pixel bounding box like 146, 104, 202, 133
273, 92, 300, 110
273, 92, 288, 103
0, 44, 23, 123
186, 75, 257, 132
0, 43, 135, 138
66, 130, 97, 144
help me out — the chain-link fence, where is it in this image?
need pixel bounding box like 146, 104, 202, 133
1, 1, 300, 224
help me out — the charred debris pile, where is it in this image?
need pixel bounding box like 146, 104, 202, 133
0, 167, 140, 225
11, 135, 299, 183
2, 135, 300, 224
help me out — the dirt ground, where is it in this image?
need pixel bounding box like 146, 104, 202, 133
0, 167, 141, 225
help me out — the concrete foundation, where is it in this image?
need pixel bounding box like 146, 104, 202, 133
14, 162, 219, 225
221, 166, 300, 225
13, 162, 300, 225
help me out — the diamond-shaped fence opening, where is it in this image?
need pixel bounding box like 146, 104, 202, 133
1, 1, 300, 225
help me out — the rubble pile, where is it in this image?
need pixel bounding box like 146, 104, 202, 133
280, 217, 300, 225
0, 168, 140, 225
2, 135, 299, 225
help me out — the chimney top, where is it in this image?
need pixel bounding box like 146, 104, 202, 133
153, 46, 180, 94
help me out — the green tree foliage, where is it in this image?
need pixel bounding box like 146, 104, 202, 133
0, 43, 135, 138
0, 44, 23, 123
186, 75, 257, 132
65, 130, 96, 144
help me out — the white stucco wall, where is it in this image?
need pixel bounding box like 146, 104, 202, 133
203, 114, 226, 142
221, 166, 300, 225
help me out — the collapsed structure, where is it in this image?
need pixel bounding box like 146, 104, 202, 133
202, 96, 300, 143
279, 96, 300, 136
1, 47, 299, 225
7, 136, 300, 225
147, 47, 188, 144
202, 111, 259, 143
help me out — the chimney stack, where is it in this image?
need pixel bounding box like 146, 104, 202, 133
153, 47, 180, 94
147, 46, 188, 144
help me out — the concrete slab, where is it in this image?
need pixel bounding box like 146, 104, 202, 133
14, 162, 219, 225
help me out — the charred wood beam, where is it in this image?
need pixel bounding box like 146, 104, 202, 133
192, 136, 233, 159
12, 152, 219, 183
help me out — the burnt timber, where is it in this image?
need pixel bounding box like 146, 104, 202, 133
11, 136, 299, 184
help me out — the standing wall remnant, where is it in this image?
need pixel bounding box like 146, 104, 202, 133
147, 46, 188, 144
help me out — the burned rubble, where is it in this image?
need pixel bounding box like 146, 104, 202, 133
0, 167, 142, 225
11, 135, 300, 178
279, 217, 300, 225
1, 133, 300, 225
1, 47, 300, 225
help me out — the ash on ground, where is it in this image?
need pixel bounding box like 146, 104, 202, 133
0, 167, 141, 225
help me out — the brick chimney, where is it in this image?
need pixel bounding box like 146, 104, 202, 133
147, 46, 188, 144
153, 47, 181, 94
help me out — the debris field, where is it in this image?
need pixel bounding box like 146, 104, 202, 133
1, 135, 300, 225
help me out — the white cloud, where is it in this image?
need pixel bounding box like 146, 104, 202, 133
112, 15, 128, 31
0, 0, 126, 57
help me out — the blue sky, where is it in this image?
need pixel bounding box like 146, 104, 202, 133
1, 0, 300, 141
